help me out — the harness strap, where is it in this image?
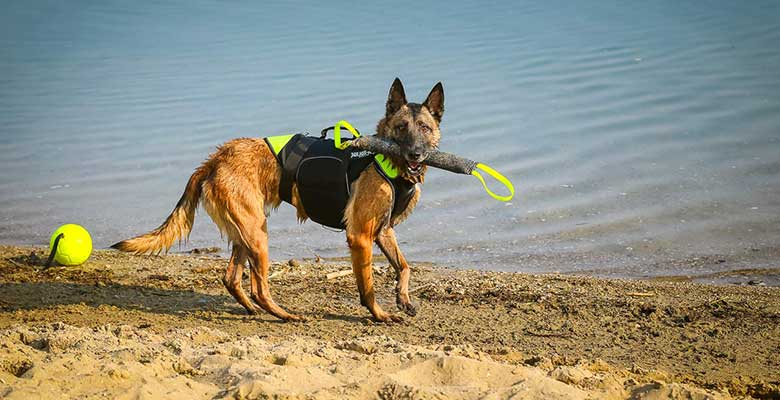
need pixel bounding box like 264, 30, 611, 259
372, 159, 416, 227
266, 134, 316, 203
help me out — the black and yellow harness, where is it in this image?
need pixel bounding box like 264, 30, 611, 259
264, 125, 416, 230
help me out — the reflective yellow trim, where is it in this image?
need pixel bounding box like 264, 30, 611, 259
265, 134, 295, 155
334, 120, 360, 150
471, 163, 515, 202
374, 153, 399, 178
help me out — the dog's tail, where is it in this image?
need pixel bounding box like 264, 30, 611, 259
112, 165, 209, 255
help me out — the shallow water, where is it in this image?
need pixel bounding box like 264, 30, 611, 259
1, 1, 779, 278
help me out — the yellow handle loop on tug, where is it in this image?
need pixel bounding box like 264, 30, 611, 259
471, 163, 515, 202
334, 120, 359, 150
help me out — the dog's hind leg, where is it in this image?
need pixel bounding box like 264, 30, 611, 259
222, 244, 261, 315
241, 217, 304, 321
376, 227, 416, 316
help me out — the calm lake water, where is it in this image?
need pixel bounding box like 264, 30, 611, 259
2, 1, 779, 280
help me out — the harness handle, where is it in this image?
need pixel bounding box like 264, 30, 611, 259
325, 120, 360, 150
470, 163, 515, 202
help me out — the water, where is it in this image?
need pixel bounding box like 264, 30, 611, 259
2, 0, 779, 280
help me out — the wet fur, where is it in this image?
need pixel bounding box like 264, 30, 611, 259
113, 78, 444, 322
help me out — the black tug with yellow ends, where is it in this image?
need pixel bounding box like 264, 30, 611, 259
333, 120, 514, 202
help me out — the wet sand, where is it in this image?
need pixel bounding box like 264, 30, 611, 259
1, 245, 778, 399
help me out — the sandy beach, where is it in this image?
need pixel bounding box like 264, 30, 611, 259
0, 245, 778, 399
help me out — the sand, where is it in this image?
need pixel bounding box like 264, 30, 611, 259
1, 245, 778, 399
0, 322, 731, 399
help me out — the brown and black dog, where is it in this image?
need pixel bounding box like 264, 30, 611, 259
112, 78, 443, 322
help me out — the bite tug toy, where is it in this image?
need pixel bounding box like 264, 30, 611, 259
332, 120, 515, 202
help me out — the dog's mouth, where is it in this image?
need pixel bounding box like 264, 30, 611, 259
406, 161, 423, 176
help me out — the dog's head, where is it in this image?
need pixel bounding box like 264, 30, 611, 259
376, 78, 444, 180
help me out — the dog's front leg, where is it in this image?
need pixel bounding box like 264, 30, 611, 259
376, 227, 416, 316
344, 168, 402, 323
347, 230, 403, 323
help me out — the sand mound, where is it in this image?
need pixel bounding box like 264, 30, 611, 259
0, 322, 732, 399
381, 356, 587, 399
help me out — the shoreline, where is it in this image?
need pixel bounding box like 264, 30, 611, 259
4, 240, 779, 287
1, 245, 779, 398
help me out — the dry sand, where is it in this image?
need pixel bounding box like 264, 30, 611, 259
1, 245, 778, 399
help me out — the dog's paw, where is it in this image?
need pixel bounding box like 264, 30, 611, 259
375, 312, 404, 323
244, 306, 263, 316
283, 314, 308, 323
396, 299, 417, 317
387, 314, 404, 323
396, 294, 417, 316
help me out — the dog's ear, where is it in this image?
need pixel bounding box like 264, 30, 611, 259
386, 77, 407, 117
423, 82, 445, 123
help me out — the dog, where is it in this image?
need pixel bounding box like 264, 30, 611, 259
112, 78, 443, 322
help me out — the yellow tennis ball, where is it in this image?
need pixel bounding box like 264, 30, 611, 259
49, 224, 92, 265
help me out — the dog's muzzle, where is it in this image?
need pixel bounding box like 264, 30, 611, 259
407, 161, 423, 175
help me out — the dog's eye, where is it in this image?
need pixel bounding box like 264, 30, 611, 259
418, 124, 431, 134
394, 122, 407, 132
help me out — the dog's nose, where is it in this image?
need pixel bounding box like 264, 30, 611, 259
407, 147, 426, 161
